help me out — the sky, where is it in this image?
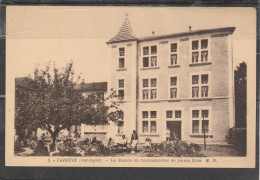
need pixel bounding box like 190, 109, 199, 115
6, 6, 256, 83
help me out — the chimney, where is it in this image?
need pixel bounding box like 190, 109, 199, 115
189, 26, 192, 31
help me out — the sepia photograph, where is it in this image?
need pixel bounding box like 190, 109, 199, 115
5, 6, 256, 167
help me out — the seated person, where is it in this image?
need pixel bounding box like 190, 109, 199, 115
91, 137, 98, 145
117, 135, 127, 147
144, 138, 152, 152
107, 137, 115, 148
84, 138, 90, 145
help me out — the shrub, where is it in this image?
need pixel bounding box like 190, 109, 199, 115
14, 139, 22, 152
228, 127, 246, 156
33, 140, 49, 156
148, 140, 202, 157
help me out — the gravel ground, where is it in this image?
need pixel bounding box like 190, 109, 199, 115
15, 144, 243, 157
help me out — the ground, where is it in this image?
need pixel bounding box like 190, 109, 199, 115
199, 144, 243, 157
15, 144, 244, 157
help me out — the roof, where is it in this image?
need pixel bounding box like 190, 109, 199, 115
15, 77, 28, 84
15, 77, 107, 92
107, 15, 137, 44
138, 27, 236, 42
74, 82, 107, 92
15, 77, 32, 87
107, 16, 236, 44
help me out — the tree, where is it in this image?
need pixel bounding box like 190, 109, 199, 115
234, 62, 247, 128
15, 62, 120, 147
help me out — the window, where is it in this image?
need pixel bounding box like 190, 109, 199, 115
191, 39, 209, 63
192, 120, 199, 133
166, 111, 173, 118
143, 79, 149, 88
143, 47, 149, 55
142, 121, 148, 133
118, 79, 125, 100
202, 110, 209, 133
170, 76, 178, 99
151, 56, 157, 67
202, 120, 209, 133
192, 110, 199, 118
166, 110, 182, 120
119, 79, 124, 88
119, 48, 125, 56
142, 45, 158, 68
151, 78, 157, 87
142, 111, 148, 119
170, 43, 178, 65
118, 111, 124, 133
119, 111, 124, 119
191, 74, 209, 98
118, 47, 125, 68
201, 75, 209, 97
142, 111, 157, 134
150, 121, 156, 133
143, 57, 149, 67
143, 90, 149, 100
119, 58, 125, 68
192, 109, 210, 134
118, 90, 124, 100
151, 89, 157, 99
142, 78, 157, 100
175, 111, 182, 118
150, 111, 156, 118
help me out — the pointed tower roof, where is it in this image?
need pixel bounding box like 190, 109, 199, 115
107, 14, 137, 44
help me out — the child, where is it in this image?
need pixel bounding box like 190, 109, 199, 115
144, 138, 152, 152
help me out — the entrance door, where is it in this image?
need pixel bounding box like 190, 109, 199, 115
167, 121, 181, 140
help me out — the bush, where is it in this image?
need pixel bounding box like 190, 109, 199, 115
228, 127, 246, 156
148, 140, 202, 157
14, 139, 22, 152
33, 140, 49, 156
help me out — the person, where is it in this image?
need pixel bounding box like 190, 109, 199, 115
117, 135, 127, 147
130, 130, 139, 153
91, 137, 98, 145
107, 137, 115, 153
107, 137, 115, 147
144, 138, 152, 152
84, 138, 90, 145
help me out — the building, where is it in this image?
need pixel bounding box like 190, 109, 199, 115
74, 82, 112, 141
106, 15, 236, 144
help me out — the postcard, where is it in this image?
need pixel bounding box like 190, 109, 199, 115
5, 6, 256, 167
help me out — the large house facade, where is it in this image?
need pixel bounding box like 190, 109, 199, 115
107, 16, 236, 144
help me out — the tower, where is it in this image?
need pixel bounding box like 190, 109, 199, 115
107, 14, 138, 139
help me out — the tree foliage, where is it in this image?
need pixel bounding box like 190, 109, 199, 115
234, 61, 247, 128
15, 62, 119, 145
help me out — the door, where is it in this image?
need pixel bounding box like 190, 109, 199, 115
167, 121, 181, 140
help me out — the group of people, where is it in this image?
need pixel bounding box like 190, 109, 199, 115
30, 130, 141, 156
107, 130, 139, 153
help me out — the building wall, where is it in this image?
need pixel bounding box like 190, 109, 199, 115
137, 32, 233, 144
108, 40, 138, 140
